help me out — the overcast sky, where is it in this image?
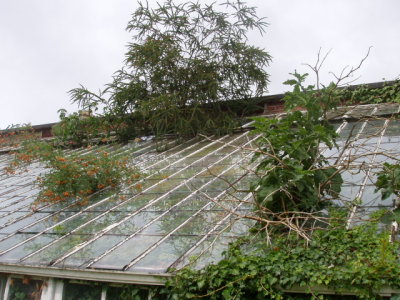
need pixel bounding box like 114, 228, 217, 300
1, 0, 399, 129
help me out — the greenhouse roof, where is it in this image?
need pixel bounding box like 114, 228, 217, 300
0, 102, 399, 284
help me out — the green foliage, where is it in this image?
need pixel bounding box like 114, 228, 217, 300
52, 109, 114, 147
376, 162, 400, 200
69, 0, 271, 138
8, 278, 43, 300
337, 79, 400, 105
251, 72, 343, 213
0, 124, 38, 148
5, 140, 141, 206
166, 217, 400, 299
63, 281, 102, 300
106, 285, 150, 300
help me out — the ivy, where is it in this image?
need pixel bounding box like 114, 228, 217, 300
166, 215, 400, 299
337, 80, 400, 105
163, 73, 400, 299
376, 162, 400, 201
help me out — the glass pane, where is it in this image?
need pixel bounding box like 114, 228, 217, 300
107, 211, 161, 235
106, 286, 149, 300
0, 212, 27, 228
91, 235, 162, 270
21, 212, 76, 234
56, 235, 126, 268
128, 235, 201, 273
140, 211, 195, 235
62, 282, 101, 300
46, 212, 101, 234
75, 212, 130, 234
174, 211, 229, 235
0, 233, 38, 253
24, 234, 94, 265
0, 234, 58, 263
112, 194, 155, 211
166, 236, 236, 270
144, 191, 193, 211
8, 278, 44, 300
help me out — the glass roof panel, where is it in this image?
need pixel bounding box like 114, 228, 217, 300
45, 212, 102, 234
0, 105, 399, 275
166, 235, 237, 271
0, 213, 50, 234
128, 235, 201, 273
140, 210, 197, 235
174, 211, 229, 235
106, 211, 161, 235
24, 234, 95, 265
55, 235, 126, 268
0, 233, 38, 253
91, 235, 163, 270
0, 234, 58, 263
75, 212, 131, 234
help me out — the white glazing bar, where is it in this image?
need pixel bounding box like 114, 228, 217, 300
40, 134, 256, 266
0, 136, 208, 243
1, 132, 246, 258
335, 119, 368, 168
0, 180, 38, 197
2, 277, 10, 300
53, 280, 64, 300
346, 119, 389, 228
123, 182, 248, 270
134, 136, 212, 170
161, 193, 252, 271
40, 278, 56, 300
319, 120, 348, 156
82, 141, 256, 269
101, 286, 107, 300
111, 136, 192, 160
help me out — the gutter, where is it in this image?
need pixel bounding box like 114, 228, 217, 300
0, 263, 170, 286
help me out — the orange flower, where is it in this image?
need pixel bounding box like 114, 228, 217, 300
63, 192, 70, 197
87, 170, 97, 176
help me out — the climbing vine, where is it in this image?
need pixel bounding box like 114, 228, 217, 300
338, 79, 400, 105
166, 211, 400, 299
164, 72, 400, 299
251, 72, 342, 216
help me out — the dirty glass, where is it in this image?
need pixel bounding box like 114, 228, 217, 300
91, 235, 162, 270
7, 278, 44, 300
0, 109, 399, 273
62, 282, 101, 300
55, 235, 126, 268
128, 235, 201, 273
106, 285, 149, 300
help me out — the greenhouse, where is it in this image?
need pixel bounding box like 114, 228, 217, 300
0, 102, 400, 299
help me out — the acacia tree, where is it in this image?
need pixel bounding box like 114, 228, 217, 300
69, 0, 271, 139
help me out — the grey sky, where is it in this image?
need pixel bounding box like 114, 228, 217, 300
0, 0, 399, 129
